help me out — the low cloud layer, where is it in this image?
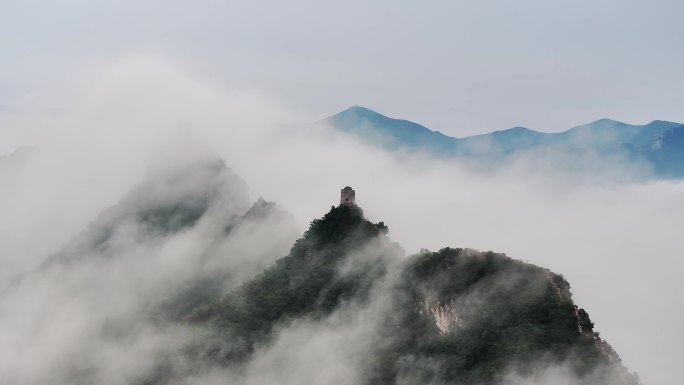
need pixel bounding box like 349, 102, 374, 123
0, 55, 681, 384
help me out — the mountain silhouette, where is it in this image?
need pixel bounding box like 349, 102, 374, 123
323, 106, 684, 178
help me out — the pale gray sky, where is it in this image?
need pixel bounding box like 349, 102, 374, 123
1, 5, 683, 383
1, 0, 683, 135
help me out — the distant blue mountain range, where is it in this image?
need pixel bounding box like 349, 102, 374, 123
323, 106, 684, 178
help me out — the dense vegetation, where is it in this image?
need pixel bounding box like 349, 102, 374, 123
26, 159, 640, 384
373, 247, 622, 384
190, 205, 395, 353
188, 204, 638, 385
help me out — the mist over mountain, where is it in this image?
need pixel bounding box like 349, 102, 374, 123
324, 106, 684, 178
188, 202, 638, 385
0, 158, 300, 384
0, 55, 680, 385
0, 157, 641, 385
2, 0, 683, 381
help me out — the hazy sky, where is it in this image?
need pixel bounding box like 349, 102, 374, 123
2, 0, 683, 137
1, 3, 683, 384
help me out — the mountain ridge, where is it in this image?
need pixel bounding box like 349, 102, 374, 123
188, 201, 640, 385
3, 157, 643, 384
323, 106, 458, 155
321, 106, 684, 178
324, 106, 682, 139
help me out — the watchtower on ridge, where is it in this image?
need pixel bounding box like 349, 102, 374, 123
340, 186, 356, 206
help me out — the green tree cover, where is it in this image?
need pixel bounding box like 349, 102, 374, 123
191, 204, 391, 332
187, 204, 638, 385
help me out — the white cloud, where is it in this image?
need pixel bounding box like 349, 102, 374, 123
0, 55, 680, 385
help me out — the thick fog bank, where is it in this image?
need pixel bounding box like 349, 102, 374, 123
1, 55, 681, 384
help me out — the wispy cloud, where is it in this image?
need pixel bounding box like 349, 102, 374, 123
0, 55, 680, 384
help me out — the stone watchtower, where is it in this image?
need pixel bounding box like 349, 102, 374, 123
340, 186, 356, 206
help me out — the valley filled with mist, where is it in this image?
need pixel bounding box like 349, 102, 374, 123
1, 56, 683, 384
